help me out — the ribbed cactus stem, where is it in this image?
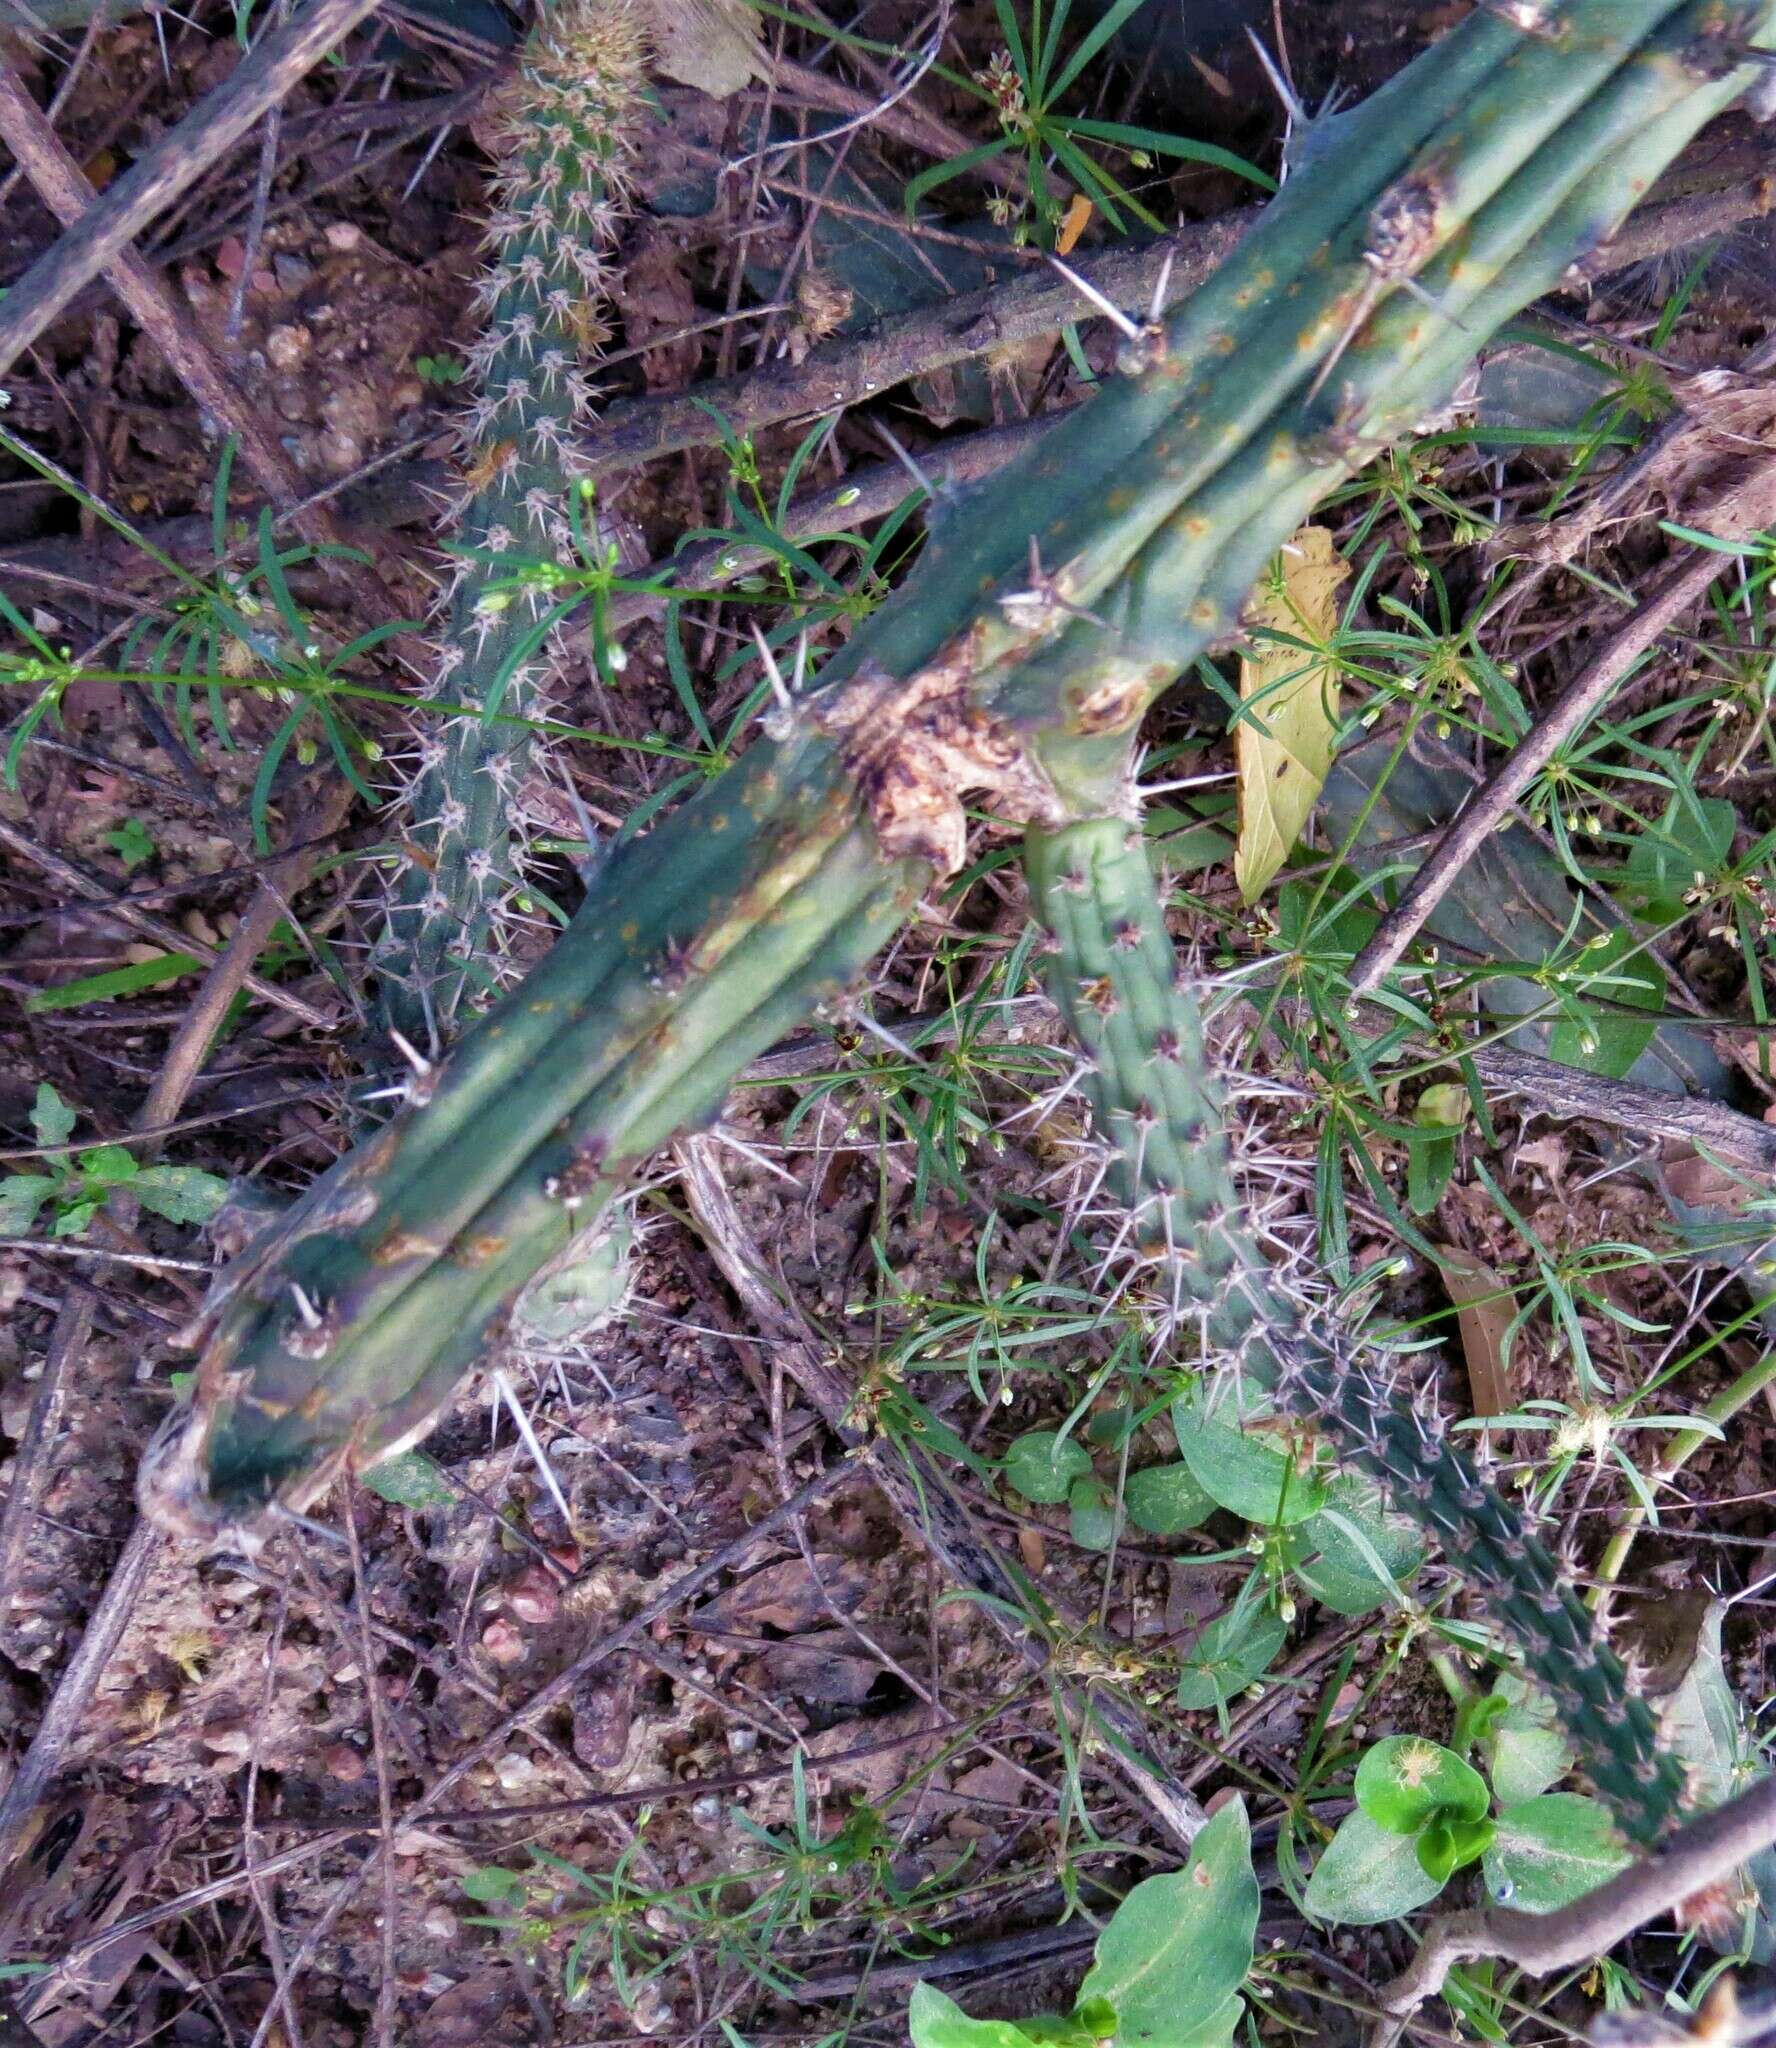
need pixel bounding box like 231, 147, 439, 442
1023, 810, 1688, 1846
377, 0, 644, 1042
139, 1, 1775, 1571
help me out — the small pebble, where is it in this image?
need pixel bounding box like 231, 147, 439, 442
506, 1564, 559, 1627
480, 1617, 526, 1666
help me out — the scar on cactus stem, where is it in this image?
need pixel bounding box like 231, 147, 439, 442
813, 653, 1072, 874
374, 0, 646, 1047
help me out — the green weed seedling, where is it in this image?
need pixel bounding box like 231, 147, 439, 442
908, 1799, 1257, 2048
0, 1083, 229, 1239
1304, 1677, 1630, 1927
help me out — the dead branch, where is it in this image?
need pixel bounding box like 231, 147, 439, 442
1374, 1771, 1776, 2046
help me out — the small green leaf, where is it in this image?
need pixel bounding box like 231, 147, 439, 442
52, 1198, 101, 1237
1416, 1813, 1493, 1883
1355, 1737, 1490, 1836
1483, 1795, 1630, 1912
362, 1451, 457, 1510
105, 817, 156, 870
30, 1082, 76, 1149
79, 1144, 137, 1186
1172, 1385, 1327, 1526
460, 1865, 527, 1906
0, 1174, 56, 1235
1415, 1082, 1469, 1130
1124, 1461, 1215, 1535
1004, 1430, 1093, 1505
1068, 1474, 1120, 1552
130, 1166, 232, 1225
1174, 1608, 1286, 1711
908, 1983, 1047, 2048
1078, 1798, 1258, 2046
1303, 1809, 1447, 1927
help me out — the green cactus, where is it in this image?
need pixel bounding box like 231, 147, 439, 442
376, 0, 646, 1044
140, 0, 1773, 1756
1023, 806, 1688, 1847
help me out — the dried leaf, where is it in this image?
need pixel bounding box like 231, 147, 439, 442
1435, 1245, 1515, 1418
1235, 526, 1350, 904
1056, 194, 1094, 256
638, 0, 765, 96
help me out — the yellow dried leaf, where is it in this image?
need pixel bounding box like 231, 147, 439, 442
1234, 524, 1350, 905
1056, 194, 1095, 256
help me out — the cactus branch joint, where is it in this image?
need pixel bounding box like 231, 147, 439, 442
139, 0, 1776, 1848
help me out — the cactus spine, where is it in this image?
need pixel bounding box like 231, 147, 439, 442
143, 0, 1775, 1743
1023, 807, 1688, 1847
377, 0, 644, 1043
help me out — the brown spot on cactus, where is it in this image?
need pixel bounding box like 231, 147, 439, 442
372, 1230, 443, 1266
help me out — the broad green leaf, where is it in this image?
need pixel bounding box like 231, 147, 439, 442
1124, 1461, 1215, 1535
131, 1165, 231, 1224
908, 1983, 1045, 2048
460, 1865, 526, 1906
1234, 526, 1351, 904
1546, 929, 1664, 1080
1622, 794, 1736, 919
1356, 1737, 1489, 1836
1078, 1799, 1257, 2047
1172, 1385, 1327, 1527
1068, 1475, 1120, 1552
1004, 1431, 1093, 1505
1290, 1482, 1423, 1616
1174, 1608, 1286, 1711
30, 1082, 76, 1149
1303, 1809, 1447, 1927
1482, 1675, 1571, 1806
362, 1451, 458, 1510
1483, 1795, 1630, 1912
1660, 1600, 1743, 1807
0, 1174, 56, 1235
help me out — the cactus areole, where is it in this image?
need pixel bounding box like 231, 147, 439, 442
142, 0, 1775, 1845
